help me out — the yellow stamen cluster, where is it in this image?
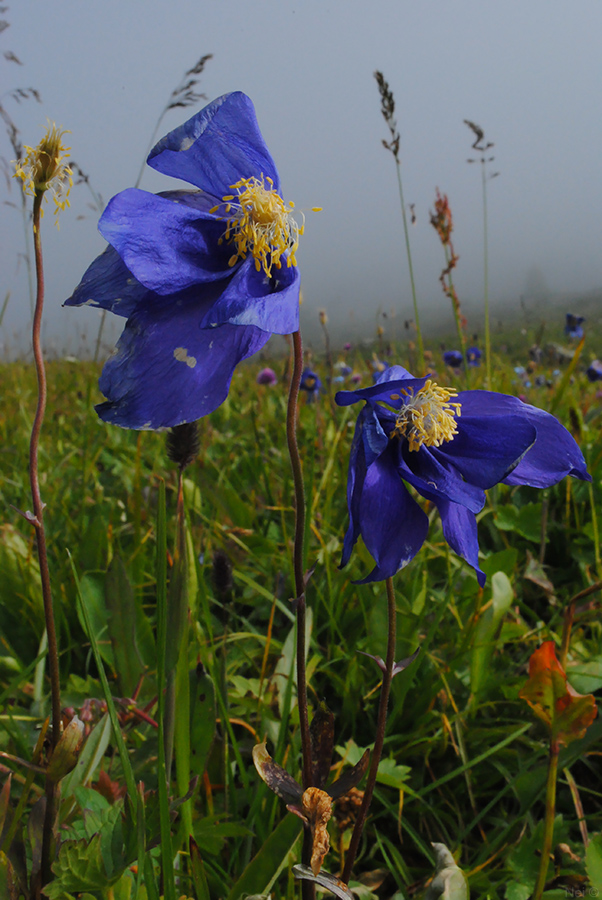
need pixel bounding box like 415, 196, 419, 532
391, 380, 462, 452
210, 174, 303, 277
14, 121, 73, 225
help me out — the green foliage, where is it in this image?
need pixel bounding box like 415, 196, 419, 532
1, 333, 601, 897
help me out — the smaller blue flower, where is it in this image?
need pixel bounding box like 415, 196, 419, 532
565, 314, 585, 340
466, 347, 481, 367
335, 362, 353, 378
300, 368, 322, 402
336, 365, 590, 585
443, 350, 463, 369
586, 360, 602, 382
371, 356, 389, 383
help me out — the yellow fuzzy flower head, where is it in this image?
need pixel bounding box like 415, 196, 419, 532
14, 121, 73, 225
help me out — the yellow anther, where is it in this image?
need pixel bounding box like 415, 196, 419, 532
392, 379, 461, 452
211, 174, 303, 277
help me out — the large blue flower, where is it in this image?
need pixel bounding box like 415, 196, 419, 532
65, 92, 301, 429
336, 365, 590, 585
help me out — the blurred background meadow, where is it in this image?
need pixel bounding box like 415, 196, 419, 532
2, 3, 602, 899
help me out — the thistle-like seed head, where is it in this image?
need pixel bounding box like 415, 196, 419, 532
14, 121, 73, 224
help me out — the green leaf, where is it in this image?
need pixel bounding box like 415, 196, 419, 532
77, 572, 114, 669
226, 814, 302, 900
0, 851, 18, 900
189, 664, 216, 779
376, 757, 411, 790
60, 714, 113, 806
470, 571, 513, 695
504, 884, 531, 900
44, 831, 125, 896
495, 503, 543, 542
480, 548, 518, 580
423, 843, 468, 899
586, 832, 602, 891
105, 556, 145, 697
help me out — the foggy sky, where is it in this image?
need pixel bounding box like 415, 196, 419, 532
2, 0, 602, 356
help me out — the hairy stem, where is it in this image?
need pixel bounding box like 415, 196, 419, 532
287, 330, 312, 786
342, 576, 397, 883
29, 191, 62, 885
286, 329, 315, 899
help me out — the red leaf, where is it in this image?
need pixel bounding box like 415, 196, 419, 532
519, 641, 597, 747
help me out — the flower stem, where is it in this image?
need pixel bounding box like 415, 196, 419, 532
481, 161, 491, 388
287, 330, 312, 787
532, 741, 559, 900
342, 576, 397, 884
443, 246, 470, 388
29, 190, 62, 885
394, 160, 425, 375
286, 329, 315, 899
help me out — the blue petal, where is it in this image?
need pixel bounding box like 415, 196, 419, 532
340, 413, 369, 569
435, 412, 537, 488
64, 245, 147, 318
147, 92, 280, 195
201, 258, 300, 334
99, 189, 231, 294
96, 286, 269, 429
436, 499, 485, 586
400, 445, 486, 514
457, 391, 591, 487
354, 448, 429, 583
335, 369, 428, 409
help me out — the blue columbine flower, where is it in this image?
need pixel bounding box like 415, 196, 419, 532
300, 368, 322, 402
443, 350, 463, 369
64, 92, 302, 429
336, 365, 590, 586
565, 314, 585, 340
586, 360, 602, 382
466, 346, 481, 367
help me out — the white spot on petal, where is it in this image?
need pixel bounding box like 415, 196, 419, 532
174, 346, 197, 368
179, 136, 195, 151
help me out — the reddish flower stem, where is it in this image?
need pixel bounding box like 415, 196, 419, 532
286, 329, 312, 788
342, 576, 397, 884
286, 329, 315, 899
29, 191, 62, 886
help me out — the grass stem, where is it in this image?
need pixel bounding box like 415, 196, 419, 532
342, 576, 397, 884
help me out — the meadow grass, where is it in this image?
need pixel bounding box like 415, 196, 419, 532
1, 321, 601, 899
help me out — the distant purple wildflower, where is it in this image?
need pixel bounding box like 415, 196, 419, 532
565, 314, 585, 340
466, 347, 481, 367
586, 360, 602, 382
443, 350, 463, 369
257, 367, 278, 386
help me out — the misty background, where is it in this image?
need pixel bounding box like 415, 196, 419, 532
2, 1, 602, 358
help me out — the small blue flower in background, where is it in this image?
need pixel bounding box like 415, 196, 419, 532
371, 356, 389, 383
586, 360, 602, 382
443, 350, 463, 369
336, 365, 590, 585
335, 362, 353, 379
565, 314, 585, 340
466, 346, 481, 367
256, 367, 278, 386
300, 368, 322, 402
65, 92, 302, 429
